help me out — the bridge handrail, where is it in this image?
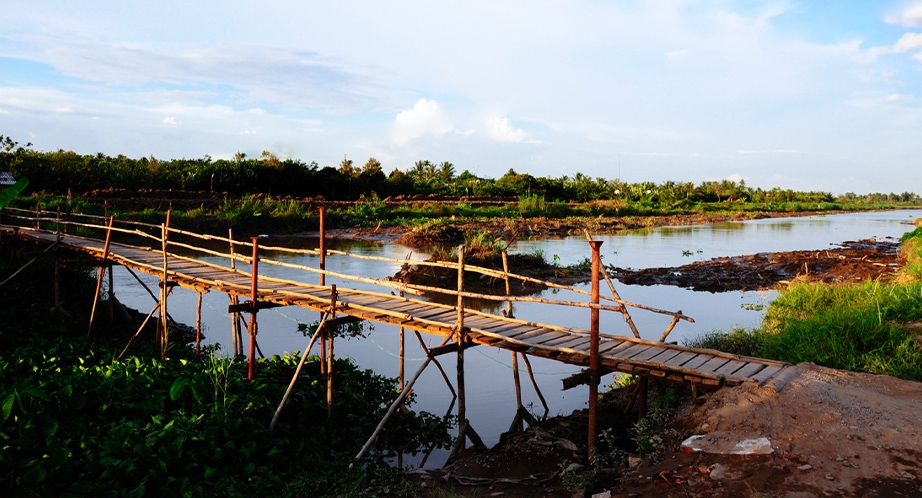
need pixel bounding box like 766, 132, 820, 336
2, 208, 693, 324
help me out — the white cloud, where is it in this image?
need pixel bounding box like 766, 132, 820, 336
34, 40, 385, 111
886, 3, 922, 27
163, 116, 179, 125
892, 32, 922, 53
485, 116, 527, 142
393, 98, 454, 146
666, 49, 692, 61
726, 173, 745, 182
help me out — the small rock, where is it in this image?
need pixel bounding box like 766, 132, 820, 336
797, 464, 813, 470
826, 474, 834, 480
628, 455, 642, 468
591, 491, 612, 498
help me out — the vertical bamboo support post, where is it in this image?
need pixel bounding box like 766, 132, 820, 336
107, 261, 115, 323
319, 206, 328, 374
87, 216, 114, 338
398, 291, 406, 468
247, 235, 262, 381
501, 250, 513, 318
228, 229, 242, 356
510, 352, 523, 432
34, 203, 39, 230
583, 230, 640, 338
65, 188, 71, 235
326, 284, 337, 424
195, 292, 203, 358
455, 245, 466, 448
319, 205, 326, 286
587, 239, 603, 461
160, 212, 171, 360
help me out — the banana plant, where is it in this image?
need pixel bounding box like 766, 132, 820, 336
0, 177, 28, 208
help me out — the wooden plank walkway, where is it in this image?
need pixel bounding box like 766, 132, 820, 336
5, 226, 793, 390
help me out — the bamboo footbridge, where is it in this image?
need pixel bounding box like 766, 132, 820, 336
1, 207, 793, 461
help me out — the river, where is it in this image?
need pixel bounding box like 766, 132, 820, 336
110, 209, 922, 466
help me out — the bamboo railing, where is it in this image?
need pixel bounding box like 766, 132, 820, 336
2, 207, 694, 336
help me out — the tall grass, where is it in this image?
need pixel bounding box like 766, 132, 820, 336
688, 229, 922, 380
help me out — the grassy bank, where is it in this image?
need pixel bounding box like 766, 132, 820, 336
10, 190, 922, 239
688, 227, 922, 380
0, 259, 452, 497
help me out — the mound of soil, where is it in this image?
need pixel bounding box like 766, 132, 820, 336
610, 239, 901, 292
414, 364, 922, 497
618, 363, 922, 497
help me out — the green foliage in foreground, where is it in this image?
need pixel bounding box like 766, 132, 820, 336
0, 266, 452, 497
687, 229, 922, 381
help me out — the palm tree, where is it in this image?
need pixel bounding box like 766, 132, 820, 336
438, 161, 455, 183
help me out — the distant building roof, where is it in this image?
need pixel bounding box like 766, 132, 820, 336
0, 172, 15, 186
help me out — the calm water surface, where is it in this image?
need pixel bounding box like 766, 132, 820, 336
110, 209, 921, 466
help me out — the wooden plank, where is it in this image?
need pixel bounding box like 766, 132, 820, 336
479, 322, 531, 335
500, 326, 546, 340
681, 354, 712, 370
600, 340, 633, 355
615, 343, 653, 359
645, 348, 684, 364
555, 337, 590, 351
714, 360, 749, 376
631, 345, 670, 362
697, 357, 731, 374
750, 364, 783, 384
512, 328, 559, 342
543, 334, 584, 347
463, 316, 503, 329
728, 362, 766, 380
529, 331, 570, 345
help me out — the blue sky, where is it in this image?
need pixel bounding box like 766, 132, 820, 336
1, 1, 920, 194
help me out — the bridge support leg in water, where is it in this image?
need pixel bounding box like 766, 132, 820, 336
455, 245, 467, 450
247, 235, 264, 380
587, 239, 603, 461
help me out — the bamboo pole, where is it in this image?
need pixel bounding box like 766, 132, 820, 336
195, 292, 203, 357
160, 212, 171, 360
228, 229, 242, 356
587, 239, 602, 461
501, 250, 513, 318
326, 284, 336, 424
87, 216, 114, 338
520, 353, 549, 419
247, 235, 262, 380
319, 205, 326, 287
583, 229, 641, 339
269, 310, 329, 433
116, 302, 161, 361
509, 351, 523, 432
352, 337, 450, 463
455, 245, 466, 450
659, 311, 682, 342
413, 331, 457, 399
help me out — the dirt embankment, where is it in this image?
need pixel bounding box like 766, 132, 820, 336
414, 363, 922, 498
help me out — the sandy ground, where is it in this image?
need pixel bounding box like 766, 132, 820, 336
413, 363, 922, 497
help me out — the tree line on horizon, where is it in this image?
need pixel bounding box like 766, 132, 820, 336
1, 135, 919, 206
